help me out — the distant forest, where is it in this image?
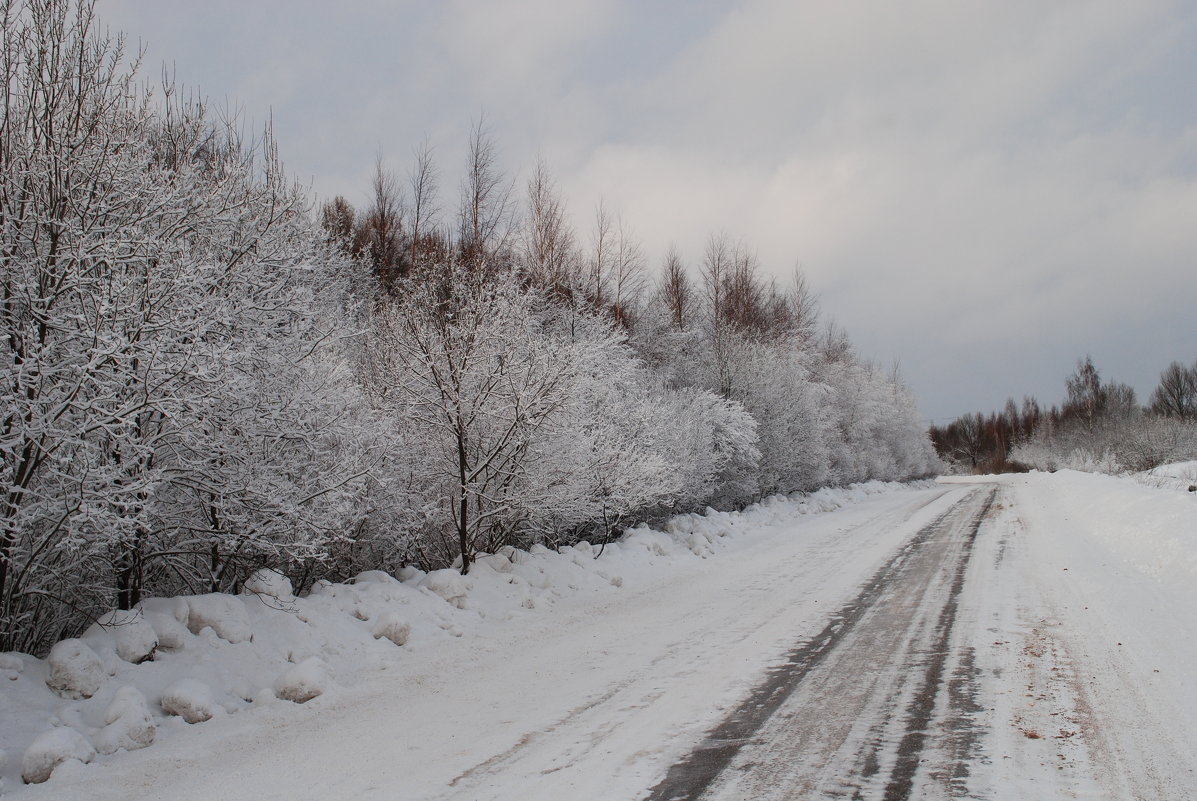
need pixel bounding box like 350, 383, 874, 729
930, 357, 1197, 474
1, 2, 938, 654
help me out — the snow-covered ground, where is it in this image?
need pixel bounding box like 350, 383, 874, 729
955, 468, 1197, 799
0, 481, 941, 797
3, 469, 1195, 799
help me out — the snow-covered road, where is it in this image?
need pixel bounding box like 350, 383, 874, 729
11, 472, 1196, 800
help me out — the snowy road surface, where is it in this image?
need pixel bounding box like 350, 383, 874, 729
13, 474, 1197, 800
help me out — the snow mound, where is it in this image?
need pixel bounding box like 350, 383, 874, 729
274, 657, 330, 703
353, 570, 399, 585
139, 599, 190, 650
45, 639, 106, 699
420, 569, 468, 608
177, 594, 253, 643
160, 678, 218, 723
243, 568, 294, 601
21, 727, 95, 784
85, 609, 158, 664
1, 652, 23, 683
94, 686, 156, 754
372, 611, 411, 646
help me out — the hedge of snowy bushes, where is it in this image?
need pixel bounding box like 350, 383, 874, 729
0, 1, 940, 658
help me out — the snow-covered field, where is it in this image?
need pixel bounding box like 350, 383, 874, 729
959, 468, 1197, 798
2, 469, 1195, 799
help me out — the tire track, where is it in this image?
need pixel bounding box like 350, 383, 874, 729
646, 486, 996, 801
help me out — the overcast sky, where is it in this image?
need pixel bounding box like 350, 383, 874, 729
102, 0, 1197, 423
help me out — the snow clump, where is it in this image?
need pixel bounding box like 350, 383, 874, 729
353, 570, 398, 585
274, 657, 330, 704
139, 599, 190, 650
160, 678, 218, 723
21, 727, 95, 784
86, 609, 158, 664
93, 686, 156, 754
45, 639, 106, 699
176, 594, 252, 643
0, 651, 23, 682
420, 568, 468, 608
372, 611, 411, 646
243, 568, 294, 601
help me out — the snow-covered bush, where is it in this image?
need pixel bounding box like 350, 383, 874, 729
372, 612, 412, 646
274, 657, 331, 704
93, 687, 156, 754
45, 640, 106, 700
85, 610, 158, 665
243, 569, 295, 603
420, 570, 469, 608
21, 728, 96, 784
177, 595, 253, 644
160, 679, 218, 724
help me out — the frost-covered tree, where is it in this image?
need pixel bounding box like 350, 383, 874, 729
370, 271, 580, 573
0, 0, 368, 652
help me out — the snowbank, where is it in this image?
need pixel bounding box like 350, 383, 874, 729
0, 480, 925, 791
1024, 469, 1197, 590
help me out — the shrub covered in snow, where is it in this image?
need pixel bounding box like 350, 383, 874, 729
85, 610, 158, 664
45, 639, 106, 699
420, 569, 468, 608
21, 727, 95, 784
160, 678, 218, 724
93, 686, 157, 754
274, 657, 330, 704
243, 569, 294, 602
177, 595, 253, 644
372, 612, 412, 646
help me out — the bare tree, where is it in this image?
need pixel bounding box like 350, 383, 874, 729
321, 196, 356, 250
790, 270, 820, 344
1064, 356, 1106, 431
522, 158, 577, 297
700, 234, 733, 396
458, 115, 514, 272
1150, 360, 1197, 421
358, 155, 406, 292
407, 137, 440, 270
610, 216, 646, 328
658, 246, 691, 330
587, 199, 614, 308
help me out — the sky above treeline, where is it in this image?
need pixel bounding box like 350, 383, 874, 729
102, 0, 1197, 423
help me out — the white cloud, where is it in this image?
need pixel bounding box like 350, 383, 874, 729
90, 0, 1197, 418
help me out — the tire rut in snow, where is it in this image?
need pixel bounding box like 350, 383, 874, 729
645, 487, 996, 801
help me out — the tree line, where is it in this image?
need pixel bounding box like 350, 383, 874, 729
1, 1, 938, 655
931, 357, 1197, 474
